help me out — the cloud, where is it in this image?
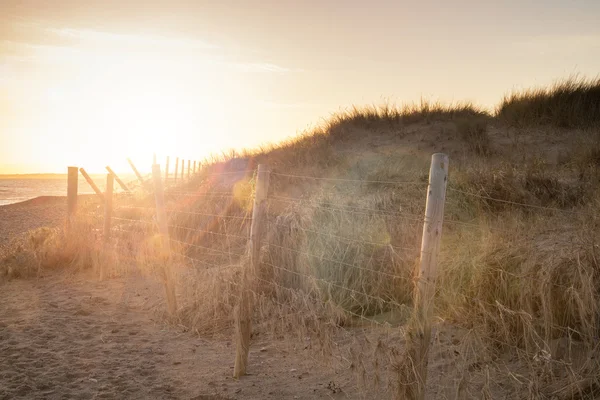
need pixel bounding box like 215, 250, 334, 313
1, 21, 300, 75
46, 27, 219, 51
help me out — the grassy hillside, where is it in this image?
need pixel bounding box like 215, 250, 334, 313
167, 77, 600, 397
3, 77, 600, 398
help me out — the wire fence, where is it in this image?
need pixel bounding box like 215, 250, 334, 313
72, 155, 598, 395
89, 160, 594, 319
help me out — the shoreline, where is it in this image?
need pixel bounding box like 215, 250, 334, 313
0, 194, 100, 210
0, 195, 101, 249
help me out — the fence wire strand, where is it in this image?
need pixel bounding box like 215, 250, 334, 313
271, 172, 426, 186
448, 186, 587, 216
264, 242, 414, 281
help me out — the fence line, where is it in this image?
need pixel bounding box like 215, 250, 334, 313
69, 152, 595, 398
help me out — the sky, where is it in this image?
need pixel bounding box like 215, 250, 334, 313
1, 0, 599, 174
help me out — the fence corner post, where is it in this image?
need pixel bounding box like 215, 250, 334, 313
402, 153, 448, 400
233, 164, 270, 379
152, 163, 177, 315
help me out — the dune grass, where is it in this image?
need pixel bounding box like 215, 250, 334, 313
497, 76, 600, 128
2, 76, 600, 397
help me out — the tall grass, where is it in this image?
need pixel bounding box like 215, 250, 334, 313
497, 76, 600, 128
3, 76, 600, 397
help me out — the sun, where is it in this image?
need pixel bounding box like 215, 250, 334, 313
39, 46, 237, 174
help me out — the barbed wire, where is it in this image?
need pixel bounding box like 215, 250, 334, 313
267, 199, 425, 223
270, 194, 424, 213
166, 209, 252, 221
268, 220, 421, 252
264, 242, 414, 281
165, 192, 241, 198
168, 224, 249, 240
112, 216, 156, 226
271, 172, 426, 186
170, 238, 247, 258
115, 205, 155, 212
447, 187, 587, 216
171, 250, 240, 271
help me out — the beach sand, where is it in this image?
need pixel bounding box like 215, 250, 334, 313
0, 197, 66, 250
0, 196, 360, 399
0, 272, 358, 400
0, 195, 102, 251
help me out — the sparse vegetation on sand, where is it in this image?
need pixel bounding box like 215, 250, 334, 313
2, 76, 600, 398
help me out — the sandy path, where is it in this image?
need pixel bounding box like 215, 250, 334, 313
0, 273, 357, 400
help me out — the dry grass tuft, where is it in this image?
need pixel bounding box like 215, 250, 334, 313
497, 76, 600, 128
0, 217, 101, 280
455, 116, 492, 155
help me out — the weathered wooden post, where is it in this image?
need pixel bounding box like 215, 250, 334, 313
105, 166, 130, 193
401, 153, 448, 400
66, 166, 78, 230
193, 161, 197, 175
99, 172, 114, 280
165, 156, 170, 186
234, 164, 270, 378
127, 158, 150, 190
187, 160, 191, 180
174, 157, 179, 184
152, 163, 177, 315
181, 159, 185, 181
103, 173, 114, 243
79, 168, 104, 202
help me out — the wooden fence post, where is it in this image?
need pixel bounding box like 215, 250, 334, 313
181, 159, 185, 181
174, 157, 179, 184
403, 153, 448, 400
105, 166, 130, 193
66, 166, 78, 230
152, 163, 177, 315
79, 168, 104, 202
193, 161, 197, 175
127, 158, 150, 190
187, 160, 191, 180
234, 164, 270, 378
100, 173, 114, 280
165, 156, 170, 186
103, 173, 114, 242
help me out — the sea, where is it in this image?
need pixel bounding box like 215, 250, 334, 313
0, 175, 136, 206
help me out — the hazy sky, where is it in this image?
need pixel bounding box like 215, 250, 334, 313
1, 0, 599, 173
